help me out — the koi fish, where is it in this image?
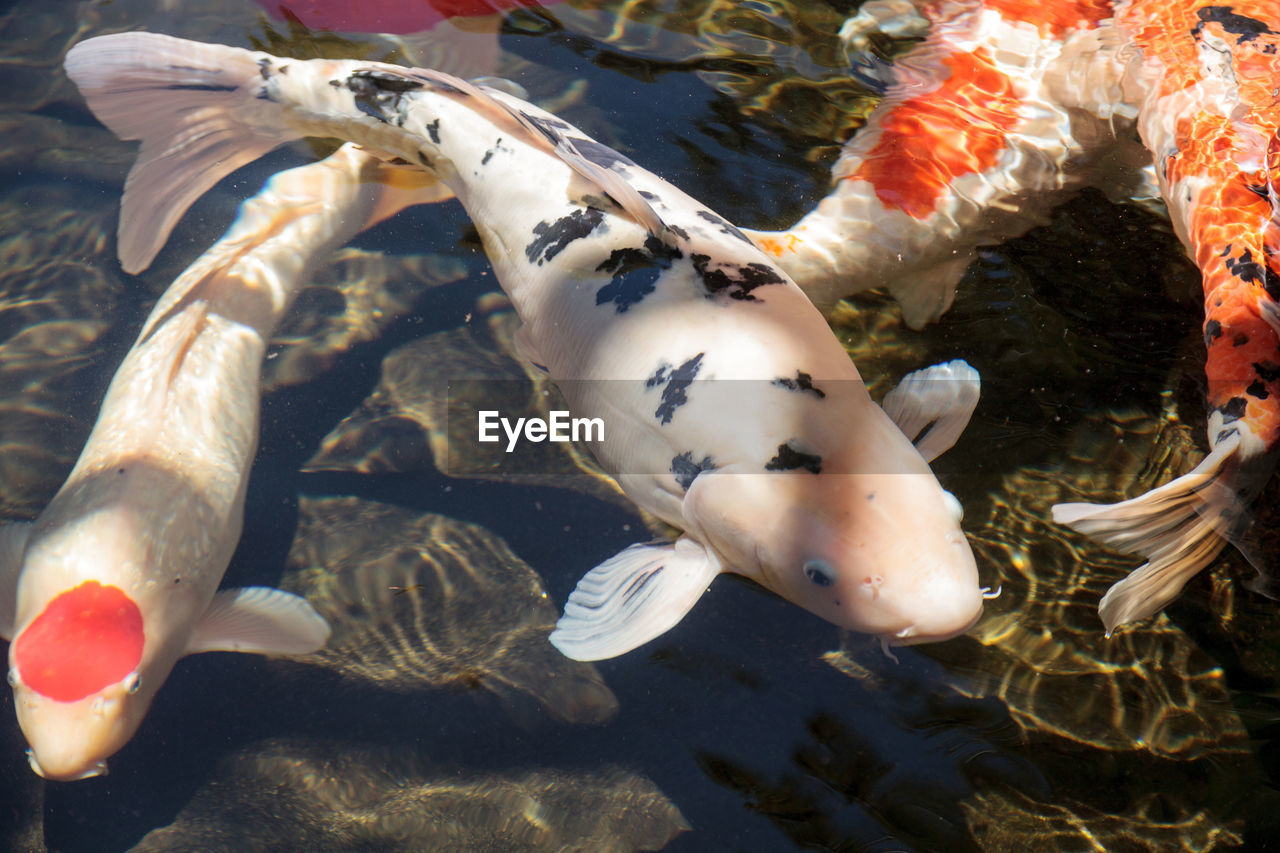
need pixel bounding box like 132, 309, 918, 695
744, 0, 1138, 329
64, 32, 989, 661
1052, 0, 1280, 631
0, 144, 445, 780
742, 0, 1280, 633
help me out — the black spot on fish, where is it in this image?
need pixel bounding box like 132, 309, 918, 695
165, 83, 239, 92
692, 254, 786, 301
1196, 6, 1275, 42
356, 69, 425, 93
571, 137, 638, 171
668, 224, 690, 242
346, 70, 424, 125
772, 371, 826, 398
765, 442, 823, 474
671, 452, 717, 491
526, 208, 605, 265
652, 353, 704, 425
696, 210, 753, 245
1217, 426, 1240, 444
1204, 319, 1223, 347
521, 113, 574, 147
595, 235, 683, 313
258, 58, 272, 80
638, 190, 659, 201
426, 118, 441, 144
1219, 396, 1248, 423
1248, 380, 1270, 399
1235, 332, 1251, 347
1226, 248, 1266, 285
1255, 360, 1280, 382
1266, 265, 1280, 301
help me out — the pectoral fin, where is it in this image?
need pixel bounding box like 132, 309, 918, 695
549, 538, 721, 661
0, 522, 32, 640
188, 587, 331, 655
881, 359, 980, 461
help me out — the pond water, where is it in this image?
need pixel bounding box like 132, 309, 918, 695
2, 0, 1280, 850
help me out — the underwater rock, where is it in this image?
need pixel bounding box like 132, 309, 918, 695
261, 247, 468, 392
128, 738, 687, 852
283, 494, 619, 725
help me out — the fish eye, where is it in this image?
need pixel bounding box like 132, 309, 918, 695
126, 673, 142, 695
6, 669, 17, 688
803, 559, 836, 587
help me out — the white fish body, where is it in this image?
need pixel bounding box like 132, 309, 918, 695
63, 33, 987, 662
0, 145, 441, 780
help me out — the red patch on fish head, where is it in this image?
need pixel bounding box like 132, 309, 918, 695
12, 581, 144, 703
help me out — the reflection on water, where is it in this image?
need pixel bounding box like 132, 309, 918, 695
130, 738, 686, 852
284, 494, 619, 725
953, 409, 1248, 758
3, 0, 1280, 848
963, 787, 1241, 852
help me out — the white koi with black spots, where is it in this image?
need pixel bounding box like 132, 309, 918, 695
64, 32, 987, 660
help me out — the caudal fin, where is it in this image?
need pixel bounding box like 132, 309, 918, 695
64, 32, 300, 274
1051, 431, 1267, 634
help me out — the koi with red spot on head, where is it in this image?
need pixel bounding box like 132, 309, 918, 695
14, 581, 144, 702
7, 581, 146, 781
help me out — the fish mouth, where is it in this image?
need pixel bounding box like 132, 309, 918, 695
26, 749, 108, 781
885, 604, 984, 647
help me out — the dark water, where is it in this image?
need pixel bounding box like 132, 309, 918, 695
2, 0, 1280, 850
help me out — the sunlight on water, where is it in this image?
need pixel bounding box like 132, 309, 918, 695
129, 739, 686, 851
284, 495, 619, 725
955, 408, 1248, 760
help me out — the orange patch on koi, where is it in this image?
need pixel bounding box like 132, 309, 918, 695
978, 0, 1112, 36
853, 48, 1023, 219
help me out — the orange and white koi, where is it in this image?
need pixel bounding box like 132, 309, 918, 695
1055, 0, 1280, 631
0, 145, 443, 780
745, 0, 1136, 328
750, 0, 1280, 633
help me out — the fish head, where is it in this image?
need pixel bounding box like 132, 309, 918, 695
688, 462, 983, 647
8, 580, 150, 780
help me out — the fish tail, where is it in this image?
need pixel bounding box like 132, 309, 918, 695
64, 32, 300, 274
1051, 430, 1275, 634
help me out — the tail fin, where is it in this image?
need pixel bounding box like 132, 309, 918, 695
64, 32, 300, 274
1051, 431, 1263, 634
